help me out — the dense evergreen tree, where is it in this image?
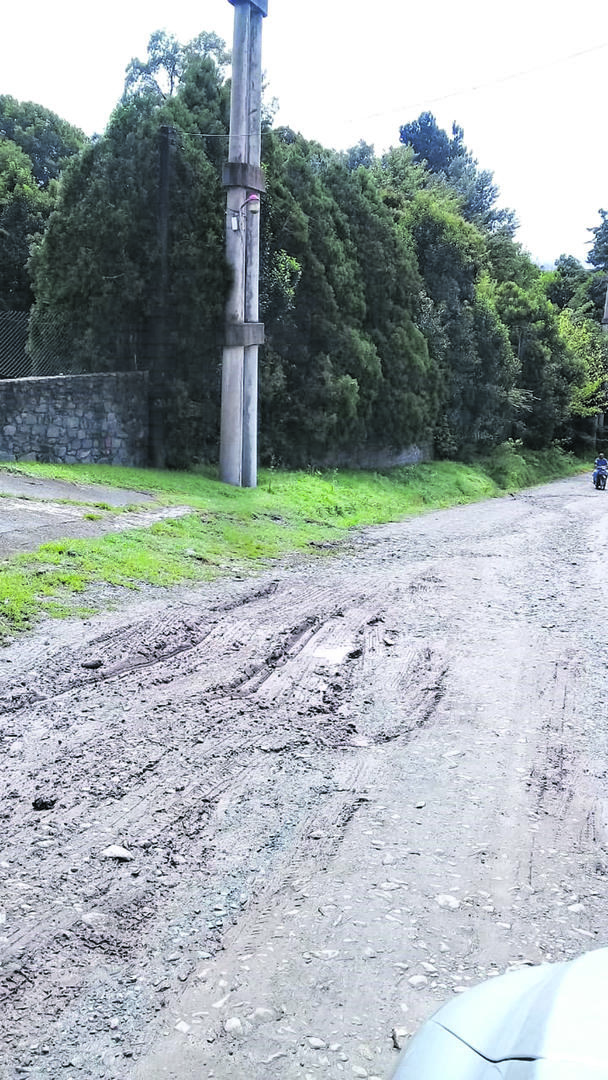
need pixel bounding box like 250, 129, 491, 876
29, 42, 231, 464
258, 132, 437, 463
14, 38, 592, 464
0, 138, 49, 309
399, 111, 516, 235
0, 98, 85, 309
588, 209, 608, 271
0, 96, 85, 187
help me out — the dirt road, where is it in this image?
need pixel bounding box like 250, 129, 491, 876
1, 473, 608, 1079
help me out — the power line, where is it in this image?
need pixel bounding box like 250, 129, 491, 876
356, 40, 608, 127
138, 38, 608, 143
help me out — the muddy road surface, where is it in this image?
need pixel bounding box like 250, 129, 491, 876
1, 473, 608, 1079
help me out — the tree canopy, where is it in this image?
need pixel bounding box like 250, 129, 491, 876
1, 42, 602, 463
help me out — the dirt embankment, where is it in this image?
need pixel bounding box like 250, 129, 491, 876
1, 474, 608, 1080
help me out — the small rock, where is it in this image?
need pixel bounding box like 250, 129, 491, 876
108, 1018, 120, 1030
81, 658, 103, 669
81, 911, 109, 928
101, 845, 133, 861
408, 975, 428, 989
415, 801, 426, 809
175, 1020, 191, 1034
435, 894, 460, 910
32, 797, 56, 812
250, 1007, 277, 1023
224, 1017, 243, 1034
308, 1037, 327, 1049
352, 1068, 368, 1078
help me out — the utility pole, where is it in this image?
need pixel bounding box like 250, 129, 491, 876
220, 0, 267, 488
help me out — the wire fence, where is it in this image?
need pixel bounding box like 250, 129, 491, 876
0, 310, 84, 379
0, 310, 142, 379
0, 311, 30, 378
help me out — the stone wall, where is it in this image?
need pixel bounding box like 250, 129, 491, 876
0, 372, 149, 466
317, 443, 432, 469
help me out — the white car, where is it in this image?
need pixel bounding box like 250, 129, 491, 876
392, 948, 608, 1078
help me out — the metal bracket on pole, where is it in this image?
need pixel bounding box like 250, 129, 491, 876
222, 162, 266, 193
225, 322, 265, 347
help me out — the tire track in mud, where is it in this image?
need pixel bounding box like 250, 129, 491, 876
0, 555, 455, 1075
0, 582, 444, 963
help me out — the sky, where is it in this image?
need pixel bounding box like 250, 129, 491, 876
4, 0, 608, 268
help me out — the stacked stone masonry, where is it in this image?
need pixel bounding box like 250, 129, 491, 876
0, 372, 149, 466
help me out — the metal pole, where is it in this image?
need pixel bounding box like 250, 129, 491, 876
220, 0, 267, 487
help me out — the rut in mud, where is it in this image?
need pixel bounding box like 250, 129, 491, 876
1, 474, 608, 1080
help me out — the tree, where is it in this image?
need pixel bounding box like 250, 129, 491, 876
123, 30, 230, 101
0, 96, 85, 187
30, 51, 230, 464
0, 139, 49, 309
543, 254, 589, 309
0, 97, 86, 309
559, 307, 608, 420
399, 112, 463, 173
258, 131, 438, 463
340, 140, 376, 172
588, 209, 608, 271
494, 280, 583, 446
400, 111, 515, 235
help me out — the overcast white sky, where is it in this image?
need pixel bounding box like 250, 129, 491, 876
4, 0, 608, 267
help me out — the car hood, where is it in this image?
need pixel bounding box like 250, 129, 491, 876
393, 947, 608, 1078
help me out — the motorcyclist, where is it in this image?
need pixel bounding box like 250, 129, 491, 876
593, 452, 608, 485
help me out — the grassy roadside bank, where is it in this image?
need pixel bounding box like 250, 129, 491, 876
0, 444, 587, 641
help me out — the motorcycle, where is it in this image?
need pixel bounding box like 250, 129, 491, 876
593, 465, 607, 490
391, 947, 608, 1078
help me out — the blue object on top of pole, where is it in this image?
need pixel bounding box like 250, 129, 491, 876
228, 0, 268, 14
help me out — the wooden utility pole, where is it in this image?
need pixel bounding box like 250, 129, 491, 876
220, 0, 267, 487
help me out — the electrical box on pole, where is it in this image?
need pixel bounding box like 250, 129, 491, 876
220, 0, 268, 488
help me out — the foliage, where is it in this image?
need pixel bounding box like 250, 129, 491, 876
558, 308, 608, 418
493, 280, 583, 446
0, 139, 50, 309
10, 42, 597, 467
399, 111, 516, 234
258, 131, 439, 463
0, 97, 86, 309
0, 95, 85, 186
29, 43, 231, 465
588, 209, 608, 271
123, 30, 230, 100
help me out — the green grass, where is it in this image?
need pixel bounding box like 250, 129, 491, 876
0, 445, 588, 641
